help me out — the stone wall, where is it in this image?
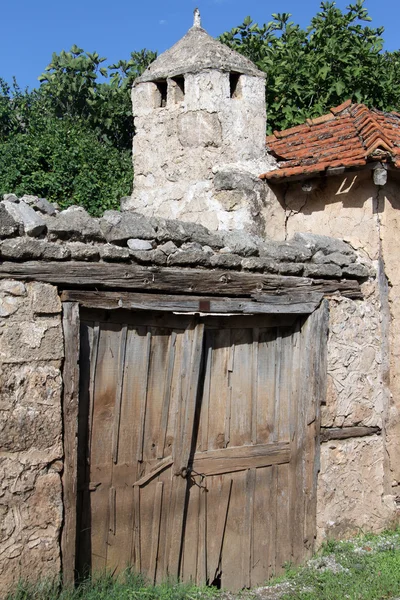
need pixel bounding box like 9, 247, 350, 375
125, 70, 274, 233
0, 280, 64, 596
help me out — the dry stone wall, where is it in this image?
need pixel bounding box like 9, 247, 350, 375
0, 279, 63, 596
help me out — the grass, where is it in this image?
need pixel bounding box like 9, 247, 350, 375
5, 529, 400, 600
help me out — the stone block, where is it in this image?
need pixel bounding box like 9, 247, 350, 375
45, 206, 103, 241
130, 249, 167, 265
210, 253, 242, 269
127, 238, 154, 251
0, 204, 19, 238
100, 244, 130, 261
100, 210, 156, 243
67, 242, 100, 261
20, 195, 56, 216
158, 241, 179, 255
259, 241, 312, 262
241, 257, 278, 272
303, 264, 342, 278
29, 283, 61, 315
222, 231, 262, 256
168, 250, 211, 267
278, 262, 304, 275
3, 193, 18, 203
0, 319, 63, 363
0, 363, 62, 452
312, 250, 355, 267
293, 232, 356, 257
0, 238, 44, 260
41, 243, 70, 260
2, 200, 46, 237
342, 263, 370, 279
178, 111, 222, 148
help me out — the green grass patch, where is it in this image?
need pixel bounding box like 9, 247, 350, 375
6, 530, 400, 600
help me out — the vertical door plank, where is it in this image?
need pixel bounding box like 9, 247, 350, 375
157, 332, 177, 459
251, 466, 272, 584
251, 330, 259, 445
112, 325, 128, 464
61, 302, 80, 586
219, 472, 246, 590
302, 303, 328, 556
149, 482, 164, 583
90, 323, 121, 573
275, 463, 290, 574
244, 468, 256, 588
182, 479, 200, 583
197, 484, 207, 585
207, 330, 230, 450
200, 332, 212, 452
229, 329, 253, 448
209, 477, 232, 584
256, 329, 277, 445
169, 323, 205, 578
133, 485, 141, 572
137, 330, 152, 462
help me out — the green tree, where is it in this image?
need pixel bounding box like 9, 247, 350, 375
0, 47, 156, 213
220, 0, 400, 132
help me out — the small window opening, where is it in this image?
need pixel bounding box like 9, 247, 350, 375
155, 80, 168, 108
172, 76, 185, 103
230, 72, 242, 99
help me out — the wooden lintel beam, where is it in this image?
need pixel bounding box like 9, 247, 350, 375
60, 290, 322, 314
320, 426, 381, 443
0, 261, 362, 299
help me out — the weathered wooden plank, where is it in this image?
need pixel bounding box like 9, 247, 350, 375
61, 302, 80, 586
244, 469, 256, 588
178, 323, 205, 474
133, 458, 174, 487
61, 290, 323, 314
149, 482, 164, 583
112, 326, 127, 464
302, 301, 329, 557
1, 261, 362, 297
136, 330, 151, 462
209, 478, 232, 584
320, 426, 381, 442
200, 332, 212, 452
251, 330, 259, 445
192, 442, 290, 476
157, 332, 177, 459
133, 485, 141, 572
169, 323, 205, 578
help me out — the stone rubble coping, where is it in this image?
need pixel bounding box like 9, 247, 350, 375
0, 194, 372, 281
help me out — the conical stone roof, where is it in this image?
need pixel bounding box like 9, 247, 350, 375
135, 21, 265, 84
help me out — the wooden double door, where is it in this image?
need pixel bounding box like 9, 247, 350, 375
76, 307, 326, 590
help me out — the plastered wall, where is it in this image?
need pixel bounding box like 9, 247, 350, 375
264, 171, 400, 540
0, 281, 63, 595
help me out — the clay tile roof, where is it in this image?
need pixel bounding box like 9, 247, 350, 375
261, 101, 400, 181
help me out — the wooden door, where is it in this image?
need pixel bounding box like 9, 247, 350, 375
75, 306, 327, 590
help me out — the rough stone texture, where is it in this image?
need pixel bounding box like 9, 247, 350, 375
3, 200, 46, 237
101, 210, 156, 243
127, 238, 154, 251
45, 206, 103, 242
125, 25, 275, 231
67, 241, 100, 261
99, 244, 130, 261
136, 24, 264, 82
317, 436, 396, 545
303, 264, 342, 278
322, 292, 387, 429
0, 204, 19, 238
0, 280, 63, 595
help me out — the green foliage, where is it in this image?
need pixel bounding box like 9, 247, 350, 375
220, 0, 400, 133
0, 47, 155, 214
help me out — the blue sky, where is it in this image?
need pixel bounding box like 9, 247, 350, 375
1, 0, 399, 90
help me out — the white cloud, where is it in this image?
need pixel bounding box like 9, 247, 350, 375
159, 19, 168, 25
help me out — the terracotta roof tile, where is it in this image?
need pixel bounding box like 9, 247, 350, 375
261, 102, 400, 181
